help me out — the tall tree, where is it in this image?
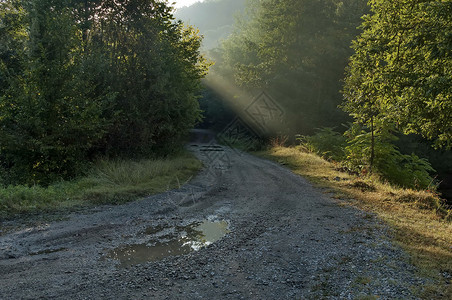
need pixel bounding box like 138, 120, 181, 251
342, 0, 452, 149
87, 0, 209, 156
0, 0, 209, 185
0, 0, 27, 97
0, 0, 108, 184
218, 0, 368, 135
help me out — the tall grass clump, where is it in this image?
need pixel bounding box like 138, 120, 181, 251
296, 127, 347, 162
0, 184, 71, 216
0, 152, 202, 218
91, 156, 199, 187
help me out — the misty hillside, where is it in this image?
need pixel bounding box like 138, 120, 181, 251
175, 0, 246, 50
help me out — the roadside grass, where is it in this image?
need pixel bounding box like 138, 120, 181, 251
257, 146, 452, 299
0, 152, 202, 219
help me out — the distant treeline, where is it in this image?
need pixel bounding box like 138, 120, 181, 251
0, 0, 209, 185
175, 0, 245, 50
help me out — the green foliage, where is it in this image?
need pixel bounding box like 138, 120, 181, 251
342, 0, 452, 149
0, 0, 27, 92
344, 124, 436, 189
197, 85, 235, 130
298, 125, 436, 189
0, 152, 202, 217
341, 0, 451, 188
296, 127, 347, 162
394, 134, 452, 203
0, 0, 209, 185
69, 0, 210, 157
0, 0, 109, 185
216, 0, 368, 136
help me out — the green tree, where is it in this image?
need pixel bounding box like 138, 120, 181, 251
0, 0, 108, 184
0, 0, 27, 96
0, 0, 209, 185
342, 0, 452, 150
218, 0, 368, 136
87, 1, 209, 156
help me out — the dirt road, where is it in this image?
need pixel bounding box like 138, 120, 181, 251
0, 143, 429, 299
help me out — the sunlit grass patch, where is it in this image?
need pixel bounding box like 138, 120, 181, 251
258, 146, 353, 184
0, 152, 202, 218
82, 154, 202, 204
257, 146, 452, 299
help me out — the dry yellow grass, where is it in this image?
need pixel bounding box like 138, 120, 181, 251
257, 146, 452, 299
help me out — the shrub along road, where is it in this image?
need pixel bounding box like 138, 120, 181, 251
0, 144, 432, 299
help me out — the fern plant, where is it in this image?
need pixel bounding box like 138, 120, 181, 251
344, 124, 436, 189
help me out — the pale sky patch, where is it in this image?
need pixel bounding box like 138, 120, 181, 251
171, 0, 206, 9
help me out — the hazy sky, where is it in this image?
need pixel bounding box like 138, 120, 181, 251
172, 0, 206, 8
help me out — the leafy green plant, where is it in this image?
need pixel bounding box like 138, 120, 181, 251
296, 125, 437, 190
344, 124, 436, 189
296, 127, 347, 162
342, 0, 452, 148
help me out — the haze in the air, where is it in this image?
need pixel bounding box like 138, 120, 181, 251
173, 0, 206, 8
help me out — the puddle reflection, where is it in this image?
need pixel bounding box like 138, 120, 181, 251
105, 220, 230, 267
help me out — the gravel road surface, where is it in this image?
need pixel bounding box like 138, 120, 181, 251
0, 142, 429, 299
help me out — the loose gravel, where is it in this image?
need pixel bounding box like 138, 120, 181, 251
0, 144, 432, 299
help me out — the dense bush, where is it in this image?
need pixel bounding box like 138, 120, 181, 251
346, 125, 436, 189
299, 126, 436, 190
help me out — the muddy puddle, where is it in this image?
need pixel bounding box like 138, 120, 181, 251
105, 220, 229, 267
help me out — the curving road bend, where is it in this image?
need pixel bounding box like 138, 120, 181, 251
0, 142, 429, 299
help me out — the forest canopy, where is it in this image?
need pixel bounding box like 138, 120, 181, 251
0, 0, 209, 185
